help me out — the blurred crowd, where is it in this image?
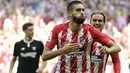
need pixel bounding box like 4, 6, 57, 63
0, 0, 130, 73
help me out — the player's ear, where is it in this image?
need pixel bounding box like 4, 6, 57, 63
68, 11, 72, 17
104, 21, 107, 29
23, 30, 26, 33
90, 18, 92, 24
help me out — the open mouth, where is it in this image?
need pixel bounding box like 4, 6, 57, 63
94, 24, 101, 28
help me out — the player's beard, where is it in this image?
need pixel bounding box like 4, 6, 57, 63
72, 16, 85, 25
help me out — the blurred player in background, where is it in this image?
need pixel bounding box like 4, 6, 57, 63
9, 22, 47, 73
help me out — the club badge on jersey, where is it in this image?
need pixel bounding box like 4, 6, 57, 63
78, 35, 85, 51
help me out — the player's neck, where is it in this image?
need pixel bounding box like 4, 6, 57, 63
69, 21, 82, 32
24, 36, 32, 42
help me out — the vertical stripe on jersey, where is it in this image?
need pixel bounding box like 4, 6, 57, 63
94, 47, 101, 73
91, 43, 97, 73
58, 31, 63, 48
102, 54, 108, 73
70, 31, 78, 73
65, 28, 72, 73
59, 30, 68, 73
78, 28, 86, 73
86, 31, 93, 73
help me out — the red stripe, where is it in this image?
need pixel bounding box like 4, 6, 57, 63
98, 61, 103, 73
60, 30, 67, 47
60, 55, 66, 73
82, 30, 87, 73
70, 56, 77, 73
98, 53, 104, 73
91, 62, 94, 73
60, 30, 67, 73
82, 55, 87, 73
70, 32, 78, 73
91, 42, 97, 73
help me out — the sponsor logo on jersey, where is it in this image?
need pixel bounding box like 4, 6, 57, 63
67, 51, 84, 56
91, 55, 101, 62
20, 52, 37, 58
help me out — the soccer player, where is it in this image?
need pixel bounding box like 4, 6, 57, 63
9, 23, 47, 73
90, 12, 121, 73
42, 1, 121, 73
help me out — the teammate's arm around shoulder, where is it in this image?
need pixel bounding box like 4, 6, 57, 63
105, 40, 121, 54
98, 40, 121, 54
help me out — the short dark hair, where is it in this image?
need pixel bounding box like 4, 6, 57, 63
67, 1, 83, 12
22, 22, 33, 31
90, 12, 107, 23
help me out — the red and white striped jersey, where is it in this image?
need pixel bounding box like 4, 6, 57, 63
90, 42, 109, 73
46, 22, 111, 73
90, 42, 121, 73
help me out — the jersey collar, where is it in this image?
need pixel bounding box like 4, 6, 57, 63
23, 39, 33, 43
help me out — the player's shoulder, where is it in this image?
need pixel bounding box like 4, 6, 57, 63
83, 23, 98, 32
14, 40, 24, 45
52, 22, 68, 32
34, 40, 42, 43
33, 40, 44, 45
16, 40, 23, 43
54, 22, 67, 29
83, 23, 93, 29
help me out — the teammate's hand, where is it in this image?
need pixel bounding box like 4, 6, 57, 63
98, 46, 110, 54
62, 41, 80, 54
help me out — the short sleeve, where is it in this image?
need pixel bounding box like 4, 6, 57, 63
46, 26, 58, 49
13, 42, 19, 57
39, 41, 44, 55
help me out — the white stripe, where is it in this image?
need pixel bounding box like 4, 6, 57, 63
94, 62, 100, 73
65, 28, 72, 73
55, 56, 61, 73
58, 31, 63, 48
65, 54, 71, 73
66, 28, 72, 42
94, 48, 101, 73
102, 54, 108, 73
76, 28, 84, 73
86, 31, 93, 73
56, 31, 64, 72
